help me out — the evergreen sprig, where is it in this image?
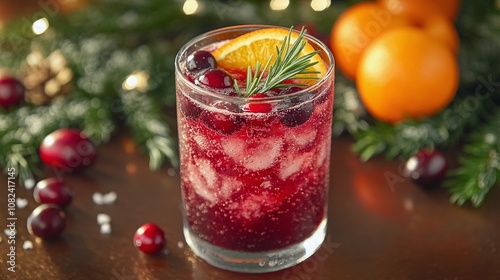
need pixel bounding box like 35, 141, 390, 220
120, 91, 178, 170
0, 98, 115, 184
446, 107, 500, 207
351, 93, 487, 162
332, 76, 369, 136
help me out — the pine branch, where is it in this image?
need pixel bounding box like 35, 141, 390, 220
446, 107, 500, 207
351, 92, 486, 161
120, 91, 178, 170
332, 75, 369, 136
0, 98, 116, 184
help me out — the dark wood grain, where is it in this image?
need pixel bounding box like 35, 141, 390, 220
1, 133, 499, 280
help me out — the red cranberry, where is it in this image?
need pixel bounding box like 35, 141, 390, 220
404, 149, 449, 187
133, 223, 166, 254
195, 69, 234, 89
39, 128, 98, 172
187, 50, 216, 72
0, 75, 25, 109
34, 178, 74, 208
27, 204, 66, 240
279, 92, 314, 127
201, 101, 243, 134
242, 93, 273, 113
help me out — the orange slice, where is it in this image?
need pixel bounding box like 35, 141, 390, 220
212, 27, 327, 85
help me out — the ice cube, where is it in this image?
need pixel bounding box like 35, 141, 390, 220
222, 137, 245, 160
279, 154, 306, 180
239, 194, 264, 219
197, 159, 217, 186
192, 131, 207, 150
286, 127, 317, 149
243, 138, 283, 171
187, 159, 217, 203
238, 193, 279, 220
260, 181, 272, 189
315, 140, 330, 168
219, 177, 241, 199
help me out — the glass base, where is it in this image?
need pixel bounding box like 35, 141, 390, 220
183, 218, 327, 273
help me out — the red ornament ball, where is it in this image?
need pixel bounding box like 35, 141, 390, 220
0, 75, 25, 109
39, 128, 97, 172
34, 177, 74, 208
27, 204, 66, 240
133, 223, 166, 254
404, 149, 449, 187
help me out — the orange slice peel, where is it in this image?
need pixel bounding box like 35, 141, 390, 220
212, 27, 327, 86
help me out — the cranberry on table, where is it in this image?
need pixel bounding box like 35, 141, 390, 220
0, 75, 25, 109
39, 128, 98, 172
195, 69, 234, 89
404, 149, 449, 187
187, 50, 217, 72
34, 178, 74, 208
133, 223, 166, 254
201, 101, 243, 135
27, 204, 66, 239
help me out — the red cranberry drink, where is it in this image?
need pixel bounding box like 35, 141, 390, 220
175, 25, 335, 273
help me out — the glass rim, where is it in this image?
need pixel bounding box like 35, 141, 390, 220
175, 24, 335, 104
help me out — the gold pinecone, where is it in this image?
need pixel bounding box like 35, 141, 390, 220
23, 49, 73, 105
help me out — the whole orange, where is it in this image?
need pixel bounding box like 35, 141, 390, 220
356, 27, 459, 123
378, 0, 461, 24
330, 2, 410, 80
421, 15, 459, 54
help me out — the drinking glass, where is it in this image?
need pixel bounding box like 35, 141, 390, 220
175, 25, 335, 273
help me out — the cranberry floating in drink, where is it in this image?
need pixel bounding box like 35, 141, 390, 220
175, 25, 335, 273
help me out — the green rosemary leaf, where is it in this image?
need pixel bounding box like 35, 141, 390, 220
238, 26, 321, 97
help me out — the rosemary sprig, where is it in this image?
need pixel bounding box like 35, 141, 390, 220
234, 27, 321, 98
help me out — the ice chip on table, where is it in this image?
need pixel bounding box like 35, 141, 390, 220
100, 223, 112, 234
187, 159, 218, 203
242, 138, 283, 171
23, 240, 33, 250
16, 198, 28, 209
97, 213, 111, 225
286, 127, 317, 149
93, 192, 104, 205
103, 192, 117, 204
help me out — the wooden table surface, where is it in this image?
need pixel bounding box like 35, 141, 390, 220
1, 132, 499, 280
